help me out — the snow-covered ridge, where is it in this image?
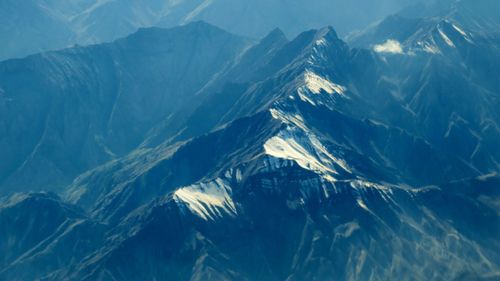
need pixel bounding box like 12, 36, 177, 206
303, 71, 346, 96
294, 70, 348, 108
412, 21, 473, 54
438, 27, 456, 48
174, 178, 236, 221
370, 21, 475, 56
315, 38, 328, 47
266, 107, 351, 182
264, 131, 337, 181
451, 23, 474, 43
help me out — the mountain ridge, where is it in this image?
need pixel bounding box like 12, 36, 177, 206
0, 0, 417, 61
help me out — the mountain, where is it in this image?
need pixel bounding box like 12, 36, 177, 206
0, 192, 105, 281
0, 0, 418, 61
397, 0, 500, 32
0, 21, 249, 194
153, 0, 416, 38
1, 0, 499, 280
348, 1, 500, 176
349, 0, 500, 48
0, 0, 73, 61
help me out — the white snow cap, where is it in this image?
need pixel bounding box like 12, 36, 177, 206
265, 110, 352, 182
304, 71, 346, 95
174, 178, 236, 221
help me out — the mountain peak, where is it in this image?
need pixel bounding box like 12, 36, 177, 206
182, 20, 223, 31
317, 26, 339, 40
310, 26, 341, 50
264, 27, 288, 42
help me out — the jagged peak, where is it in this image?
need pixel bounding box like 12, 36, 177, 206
284, 26, 339, 48
252, 27, 289, 50
263, 27, 288, 42
315, 26, 339, 41
181, 20, 227, 32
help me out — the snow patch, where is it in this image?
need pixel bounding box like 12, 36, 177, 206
452, 24, 467, 37
415, 39, 441, 54
315, 38, 328, 47
356, 198, 370, 211
270, 108, 308, 131
304, 71, 346, 96
309, 136, 351, 173
297, 89, 318, 106
423, 43, 440, 54
264, 133, 336, 176
438, 28, 455, 47
350, 180, 389, 191
452, 24, 473, 43
224, 168, 243, 182
267, 107, 352, 181
174, 178, 236, 220
263, 128, 350, 181
373, 39, 404, 54
296, 71, 347, 107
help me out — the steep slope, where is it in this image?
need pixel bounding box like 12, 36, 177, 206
0, 21, 249, 194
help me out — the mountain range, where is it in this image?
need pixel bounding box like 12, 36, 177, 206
0, 0, 417, 61
0, 0, 499, 280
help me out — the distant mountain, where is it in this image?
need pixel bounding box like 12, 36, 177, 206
397, 0, 500, 31
0, 192, 105, 280
0, 21, 249, 194
154, 0, 416, 38
0, 1, 499, 280
0, 0, 417, 61
349, 0, 500, 48
0, 0, 73, 61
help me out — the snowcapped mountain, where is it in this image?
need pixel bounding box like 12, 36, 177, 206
349, 0, 500, 52
0, 0, 499, 280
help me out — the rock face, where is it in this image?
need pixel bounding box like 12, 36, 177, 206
0, 0, 499, 280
